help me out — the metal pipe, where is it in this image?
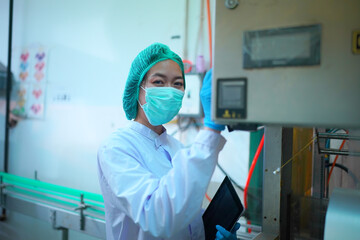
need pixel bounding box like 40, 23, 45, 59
2, 0, 14, 220
80, 194, 85, 230
319, 149, 360, 157
317, 133, 360, 141
4, 0, 14, 174
58, 227, 69, 240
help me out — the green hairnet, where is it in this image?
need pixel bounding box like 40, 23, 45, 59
123, 43, 185, 120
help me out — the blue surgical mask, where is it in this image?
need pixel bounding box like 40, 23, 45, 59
139, 86, 184, 126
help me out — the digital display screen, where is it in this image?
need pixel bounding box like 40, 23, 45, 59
251, 32, 311, 61
219, 82, 245, 109
243, 24, 321, 68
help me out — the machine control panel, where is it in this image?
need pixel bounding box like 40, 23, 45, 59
216, 78, 247, 120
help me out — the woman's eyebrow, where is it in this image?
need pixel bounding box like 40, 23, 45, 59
173, 76, 184, 80
149, 73, 167, 79
149, 73, 183, 80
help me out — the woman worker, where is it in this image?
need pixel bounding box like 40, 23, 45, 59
97, 43, 239, 240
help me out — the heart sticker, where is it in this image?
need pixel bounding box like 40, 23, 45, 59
31, 104, 42, 114
18, 99, 26, 107
32, 89, 42, 99
20, 62, 29, 71
19, 71, 29, 81
34, 71, 44, 81
35, 62, 45, 71
20, 52, 29, 62
35, 52, 45, 61
18, 89, 27, 97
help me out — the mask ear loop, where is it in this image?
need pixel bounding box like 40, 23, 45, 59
138, 73, 149, 108
138, 85, 147, 108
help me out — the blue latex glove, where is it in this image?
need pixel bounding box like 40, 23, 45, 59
215, 222, 240, 240
200, 69, 225, 131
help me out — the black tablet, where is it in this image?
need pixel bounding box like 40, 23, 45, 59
202, 176, 244, 240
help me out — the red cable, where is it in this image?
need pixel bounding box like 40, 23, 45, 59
327, 138, 347, 187
206, 0, 212, 68
244, 134, 264, 209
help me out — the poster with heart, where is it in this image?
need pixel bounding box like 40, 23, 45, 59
26, 83, 45, 118
12, 46, 47, 119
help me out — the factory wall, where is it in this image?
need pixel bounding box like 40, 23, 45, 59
0, 0, 250, 239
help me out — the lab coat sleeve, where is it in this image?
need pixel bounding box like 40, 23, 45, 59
98, 129, 226, 238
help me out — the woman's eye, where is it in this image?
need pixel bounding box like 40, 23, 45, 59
174, 82, 184, 87
153, 80, 164, 85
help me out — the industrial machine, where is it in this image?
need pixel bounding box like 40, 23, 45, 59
213, 0, 360, 239
213, 0, 360, 128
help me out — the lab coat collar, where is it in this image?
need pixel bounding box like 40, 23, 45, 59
129, 121, 168, 149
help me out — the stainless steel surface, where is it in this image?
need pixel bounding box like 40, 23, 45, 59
237, 232, 262, 240
4, 194, 106, 239
324, 188, 360, 240
262, 126, 281, 238
213, 0, 360, 127
290, 196, 328, 239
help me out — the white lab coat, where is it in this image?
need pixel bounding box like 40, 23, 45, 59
97, 121, 226, 240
